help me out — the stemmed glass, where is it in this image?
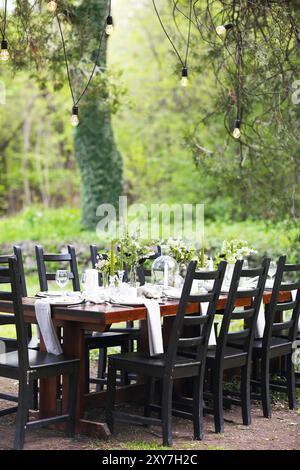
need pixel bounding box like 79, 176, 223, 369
268, 261, 277, 284
55, 270, 69, 298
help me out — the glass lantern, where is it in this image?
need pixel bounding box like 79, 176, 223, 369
151, 247, 178, 289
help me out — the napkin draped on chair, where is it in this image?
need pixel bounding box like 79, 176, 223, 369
34, 299, 63, 356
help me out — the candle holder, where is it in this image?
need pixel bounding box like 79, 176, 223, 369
151, 246, 178, 289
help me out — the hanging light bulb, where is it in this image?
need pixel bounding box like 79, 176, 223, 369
233, 119, 241, 139
47, 1, 58, 12
105, 16, 114, 36
216, 23, 233, 37
71, 106, 79, 127
0, 40, 9, 62
181, 68, 188, 88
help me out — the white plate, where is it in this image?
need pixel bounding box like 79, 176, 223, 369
110, 296, 145, 306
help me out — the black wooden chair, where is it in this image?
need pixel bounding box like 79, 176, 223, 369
204, 258, 270, 433
0, 256, 80, 450
248, 256, 300, 417
0, 246, 30, 349
105, 260, 227, 446
36, 245, 136, 393
0, 246, 39, 409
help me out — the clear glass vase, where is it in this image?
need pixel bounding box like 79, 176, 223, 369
151, 246, 178, 289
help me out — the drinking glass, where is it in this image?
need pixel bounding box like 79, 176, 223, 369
55, 270, 69, 297
268, 261, 277, 281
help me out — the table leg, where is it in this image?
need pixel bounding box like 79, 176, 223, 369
61, 321, 110, 438
39, 334, 59, 418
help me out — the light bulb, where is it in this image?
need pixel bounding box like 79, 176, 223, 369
233, 119, 241, 139
47, 1, 58, 12
216, 25, 226, 36
0, 40, 9, 62
216, 23, 233, 37
106, 16, 114, 36
181, 77, 188, 88
181, 67, 188, 88
71, 106, 79, 127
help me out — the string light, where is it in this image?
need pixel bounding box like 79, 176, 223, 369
0, 39, 9, 61
216, 22, 233, 36
71, 106, 79, 127
47, 1, 58, 13
105, 0, 113, 36
1, 0, 9, 62
181, 67, 188, 87
105, 16, 113, 36
153, 0, 193, 88
233, 119, 241, 139
57, 8, 107, 126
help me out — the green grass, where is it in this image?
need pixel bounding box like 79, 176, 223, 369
0, 205, 297, 260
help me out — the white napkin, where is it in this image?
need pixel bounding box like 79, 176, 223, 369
34, 299, 63, 356
143, 299, 164, 356
255, 301, 265, 339
290, 290, 300, 331
200, 302, 216, 346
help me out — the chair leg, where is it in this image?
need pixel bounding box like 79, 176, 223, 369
29, 379, 39, 410
213, 368, 224, 434
241, 364, 251, 426
120, 342, 129, 386
286, 353, 297, 410
66, 364, 79, 437
14, 379, 29, 450
96, 348, 107, 392
106, 360, 117, 434
144, 377, 155, 419
161, 378, 173, 447
193, 368, 205, 440
261, 356, 271, 418
84, 346, 90, 394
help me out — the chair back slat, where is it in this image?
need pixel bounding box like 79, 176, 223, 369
193, 270, 219, 280
227, 329, 251, 341
275, 301, 297, 312
279, 282, 300, 292
189, 293, 214, 303
235, 288, 260, 299
272, 321, 293, 333
216, 258, 270, 359
240, 267, 264, 277
283, 263, 300, 272
164, 260, 227, 371
0, 291, 13, 301
0, 257, 29, 371
231, 307, 255, 321
35, 245, 80, 292
178, 336, 205, 348
183, 315, 209, 326
263, 256, 300, 347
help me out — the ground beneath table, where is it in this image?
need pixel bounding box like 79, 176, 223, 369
0, 376, 299, 451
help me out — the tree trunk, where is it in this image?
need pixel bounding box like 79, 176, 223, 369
74, 103, 123, 230
74, 0, 123, 230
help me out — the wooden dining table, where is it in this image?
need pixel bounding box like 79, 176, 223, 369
0, 289, 292, 438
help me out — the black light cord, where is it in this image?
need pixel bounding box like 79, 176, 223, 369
2, 0, 7, 40
184, 0, 193, 67
57, 10, 107, 108
152, 0, 184, 67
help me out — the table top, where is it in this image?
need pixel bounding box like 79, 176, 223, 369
0, 290, 292, 328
